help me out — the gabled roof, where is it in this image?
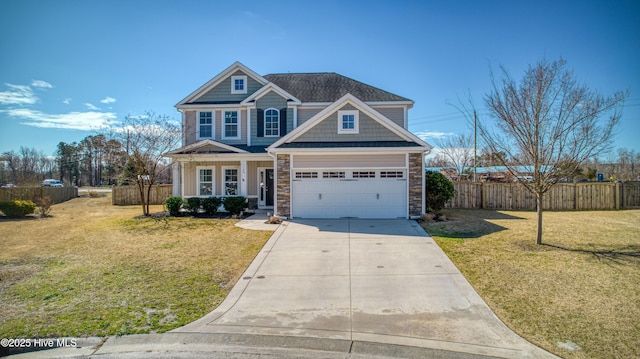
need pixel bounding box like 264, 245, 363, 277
176, 62, 267, 107
263, 73, 413, 103
240, 82, 301, 106
269, 93, 430, 151
165, 139, 249, 155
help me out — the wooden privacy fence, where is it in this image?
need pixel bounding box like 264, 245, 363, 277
446, 182, 640, 210
0, 187, 78, 204
112, 185, 173, 206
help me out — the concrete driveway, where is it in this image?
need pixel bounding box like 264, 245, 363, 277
173, 219, 557, 359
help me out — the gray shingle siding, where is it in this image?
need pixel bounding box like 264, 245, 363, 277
294, 104, 405, 143
191, 70, 263, 104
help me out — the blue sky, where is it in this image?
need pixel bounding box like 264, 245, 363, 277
1, 0, 639, 157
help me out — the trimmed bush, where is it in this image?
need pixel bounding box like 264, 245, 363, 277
183, 197, 202, 215
201, 197, 222, 216
222, 196, 248, 216
424, 171, 455, 212
165, 196, 183, 216
0, 200, 37, 217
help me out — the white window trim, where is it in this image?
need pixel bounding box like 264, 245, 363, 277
264, 108, 280, 137
196, 166, 215, 197
222, 109, 242, 139
231, 75, 247, 94
222, 166, 240, 196
337, 110, 359, 134
196, 111, 215, 140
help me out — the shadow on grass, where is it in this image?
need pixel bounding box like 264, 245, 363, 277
423, 210, 525, 239
543, 243, 640, 265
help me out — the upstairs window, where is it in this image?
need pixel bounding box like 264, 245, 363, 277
337, 110, 359, 134
265, 108, 280, 137
197, 111, 213, 139
231, 75, 247, 94
223, 110, 240, 139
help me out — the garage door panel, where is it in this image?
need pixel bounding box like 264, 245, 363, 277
292, 173, 407, 219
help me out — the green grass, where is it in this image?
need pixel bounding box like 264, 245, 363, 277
0, 196, 273, 338
422, 209, 640, 359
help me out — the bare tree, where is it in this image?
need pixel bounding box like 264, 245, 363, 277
111, 112, 180, 216
480, 58, 627, 245
435, 134, 474, 181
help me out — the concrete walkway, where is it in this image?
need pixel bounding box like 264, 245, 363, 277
8, 219, 558, 358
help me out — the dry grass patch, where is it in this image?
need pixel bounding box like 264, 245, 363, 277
422, 209, 640, 359
0, 196, 273, 337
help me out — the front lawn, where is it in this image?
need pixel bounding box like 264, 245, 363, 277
0, 196, 273, 337
422, 209, 640, 359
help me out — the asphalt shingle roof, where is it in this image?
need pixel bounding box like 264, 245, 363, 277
263, 73, 412, 103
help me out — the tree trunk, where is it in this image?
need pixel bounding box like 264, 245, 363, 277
137, 179, 147, 216
536, 192, 543, 245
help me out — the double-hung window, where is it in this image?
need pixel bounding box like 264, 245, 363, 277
197, 167, 214, 196
337, 110, 359, 134
265, 108, 280, 137
224, 110, 240, 139
197, 111, 213, 139
223, 167, 239, 196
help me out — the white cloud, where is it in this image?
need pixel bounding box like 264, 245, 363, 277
100, 96, 116, 104
0, 83, 37, 105
84, 102, 100, 111
31, 80, 53, 89
63, 98, 72, 105
414, 130, 454, 142
1, 108, 117, 131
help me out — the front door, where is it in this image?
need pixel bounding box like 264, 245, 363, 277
258, 168, 274, 208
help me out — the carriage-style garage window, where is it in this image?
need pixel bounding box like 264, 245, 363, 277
337, 110, 359, 134
265, 108, 280, 137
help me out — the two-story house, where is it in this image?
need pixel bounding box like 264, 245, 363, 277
165, 62, 431, 219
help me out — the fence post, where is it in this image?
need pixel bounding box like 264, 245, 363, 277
615, 182, 620, 210
481, 182, 486, 209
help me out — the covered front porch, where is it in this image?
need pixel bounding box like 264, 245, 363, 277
172, 157, 274, 210
165, 141, 275, 210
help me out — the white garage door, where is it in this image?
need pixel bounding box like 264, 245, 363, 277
291, 170, 407, 219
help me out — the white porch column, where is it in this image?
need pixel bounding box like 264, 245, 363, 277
172, 161, 181, 197
240, 159, 248, 196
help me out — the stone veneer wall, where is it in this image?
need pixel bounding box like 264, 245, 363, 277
408, 152, 424, 217
276, 154, 291, 217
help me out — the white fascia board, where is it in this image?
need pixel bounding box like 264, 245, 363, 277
176, 103, 244, 110
164, 139, 249, 155
268, 147, 429, 154
366, 101, 414, 108
175, 61, 268, 106
170, 153, 271, 162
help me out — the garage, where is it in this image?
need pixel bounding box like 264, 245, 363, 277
291, 169, 407, 218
